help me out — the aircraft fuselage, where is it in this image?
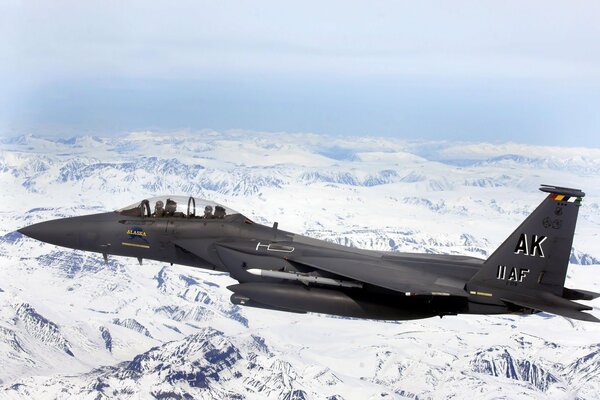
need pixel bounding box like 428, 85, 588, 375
19, 186, 599, 322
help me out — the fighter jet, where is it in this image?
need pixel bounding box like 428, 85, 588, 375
18, 185, 599, 322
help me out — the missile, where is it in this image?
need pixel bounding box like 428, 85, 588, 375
246, 268, 363, 289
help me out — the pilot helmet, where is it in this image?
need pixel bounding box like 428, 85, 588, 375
155, 200, 164, 209
204, 205, 213, 213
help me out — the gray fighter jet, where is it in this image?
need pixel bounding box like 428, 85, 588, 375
18, 185, 599, 322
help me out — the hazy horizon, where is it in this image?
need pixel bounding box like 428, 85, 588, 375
2, 1, 599, 147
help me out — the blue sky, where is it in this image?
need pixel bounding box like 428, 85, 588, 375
1, 1, 599, 146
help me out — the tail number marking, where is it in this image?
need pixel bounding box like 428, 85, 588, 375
496, 265, 530, 282
514, 233, 547, 257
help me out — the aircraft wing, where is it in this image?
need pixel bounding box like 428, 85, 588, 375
210, 240, 469, 297
501, 294, 600, 323
283, 256, 468, 298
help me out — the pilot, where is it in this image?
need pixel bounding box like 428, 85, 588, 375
214, 205, 226, 219
203, 205, 214, 219
165, 199, 177, 216
153, 200, 165, 217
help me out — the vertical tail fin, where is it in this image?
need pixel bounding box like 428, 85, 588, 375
467, 185, 584, 296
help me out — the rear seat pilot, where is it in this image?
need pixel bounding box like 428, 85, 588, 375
165, 199, 177, 216
214, 205, 226, 219
203, 205, 214, 219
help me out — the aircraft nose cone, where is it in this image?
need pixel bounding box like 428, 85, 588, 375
18, 223, 47, 241
18, 219, 80, 249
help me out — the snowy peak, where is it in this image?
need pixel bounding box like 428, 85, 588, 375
14, 303, 74, 357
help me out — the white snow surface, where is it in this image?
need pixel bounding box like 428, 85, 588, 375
0, 130, 599, 399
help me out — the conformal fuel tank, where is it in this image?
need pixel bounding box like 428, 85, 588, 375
227, 282, 437, 320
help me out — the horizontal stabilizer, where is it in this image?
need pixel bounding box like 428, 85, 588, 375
501, 295, 599, 323
562, 287, 600, 301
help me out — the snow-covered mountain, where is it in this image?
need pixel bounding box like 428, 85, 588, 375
0, 131, 599, 399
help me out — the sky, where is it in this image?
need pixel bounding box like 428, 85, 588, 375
1, 1, 600, 146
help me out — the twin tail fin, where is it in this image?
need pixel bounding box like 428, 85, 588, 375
467, 185, 599, 322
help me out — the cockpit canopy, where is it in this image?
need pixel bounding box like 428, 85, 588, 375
117, 196, 239, 219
